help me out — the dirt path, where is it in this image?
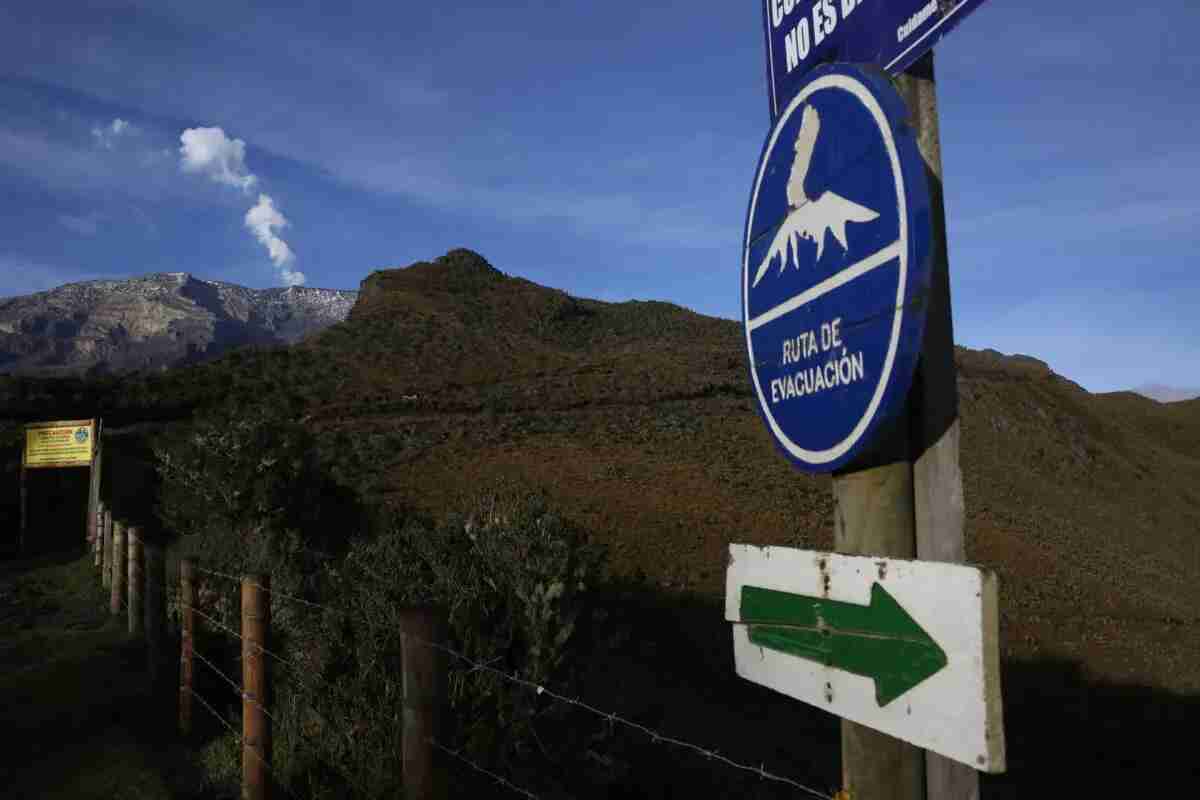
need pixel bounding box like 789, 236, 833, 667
0, 548, 199, 800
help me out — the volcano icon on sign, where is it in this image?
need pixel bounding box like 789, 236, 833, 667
751, 105, 880, 289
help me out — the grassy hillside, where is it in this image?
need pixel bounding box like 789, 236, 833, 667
2, 249, 1198, 795
3, 249, 1198, 685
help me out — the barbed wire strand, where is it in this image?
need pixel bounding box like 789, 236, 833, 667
182, 592, 407, 798
180, 601, 362, 707
191, 646, 278, 724
194, 566, 328, 613
185, 685, 303, 800
190, 631, 374, 799
193, 580, 832, 798
187, 570, 444, 695
407, 631, 832, 800
181, 601, 246, 645
427, 736, 540, 800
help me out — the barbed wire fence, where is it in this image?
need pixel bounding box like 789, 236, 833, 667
93, 509, 836, 800
176, 563, 834, 800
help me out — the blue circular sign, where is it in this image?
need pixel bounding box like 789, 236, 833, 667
742, 63, 932, 473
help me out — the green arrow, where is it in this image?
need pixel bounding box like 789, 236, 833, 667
740, 583, 947, 707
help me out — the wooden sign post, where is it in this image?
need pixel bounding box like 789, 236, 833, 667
827, 53, 1000, 799
897, 52, 990, 800
86, 419, 104, 556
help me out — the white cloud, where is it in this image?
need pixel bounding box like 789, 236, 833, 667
244, 194, 304, 285
179, 126, 257, 192
91, 117, 136, 148
279, 265, 307, 287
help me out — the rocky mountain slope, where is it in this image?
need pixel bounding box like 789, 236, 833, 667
0, 272, 356, 375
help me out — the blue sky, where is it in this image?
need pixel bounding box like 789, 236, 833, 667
0, 0, 1196, 393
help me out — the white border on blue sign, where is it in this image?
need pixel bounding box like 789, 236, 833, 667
743, 72, 908, 467
885, 1, 975, 73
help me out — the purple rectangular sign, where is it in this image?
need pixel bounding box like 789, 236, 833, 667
762, 0, 991, 119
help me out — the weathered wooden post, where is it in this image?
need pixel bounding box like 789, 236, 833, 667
399, 607, 446, 800
101, 509, 112, 588
833, 439, 924, 800
833, 52, 988, 800
896, 53, 987, 800
110, 520, 126, 616
144, 536, 166, 686
127, 526, 144, 637
242, 574, 271, 800
93, 500, 105, 568
18, 462, 27, 555
86, 419, 103, 556
179, 558, 196, 737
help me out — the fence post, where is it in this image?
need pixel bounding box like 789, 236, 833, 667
145, 537, 166, 687
101, 510, 112, 589
128, 526, 144, 637
243, 574, 271, 800
18, 464, 26, 555
93, 501, 105, 568
399, 607, 446, 800
110, 521, 126, 616
180, 558, 195, 737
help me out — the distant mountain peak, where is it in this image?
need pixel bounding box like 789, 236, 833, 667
0, 271, 357, 376
438, 248, 500, 271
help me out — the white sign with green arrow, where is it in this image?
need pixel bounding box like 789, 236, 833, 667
726, 544, 1006, 772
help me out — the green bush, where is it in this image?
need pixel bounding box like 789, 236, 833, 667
155, 410, 610, 798
274, 483, 610, 796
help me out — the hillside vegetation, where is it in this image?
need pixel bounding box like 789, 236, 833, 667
2, 249, 1198, 796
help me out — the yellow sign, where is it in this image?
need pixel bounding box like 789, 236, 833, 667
23, 419, 96, 469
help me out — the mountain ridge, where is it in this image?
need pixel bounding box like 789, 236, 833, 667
0, 271, 357, 375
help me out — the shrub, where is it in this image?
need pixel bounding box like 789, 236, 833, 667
156, 409, 610, 797
153, 404, 363, 679
276, 482, 610, 796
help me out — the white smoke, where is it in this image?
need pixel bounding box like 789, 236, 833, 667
179, 127, 257, 192
180, 127, 303, 286
245, 194, 305, 286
